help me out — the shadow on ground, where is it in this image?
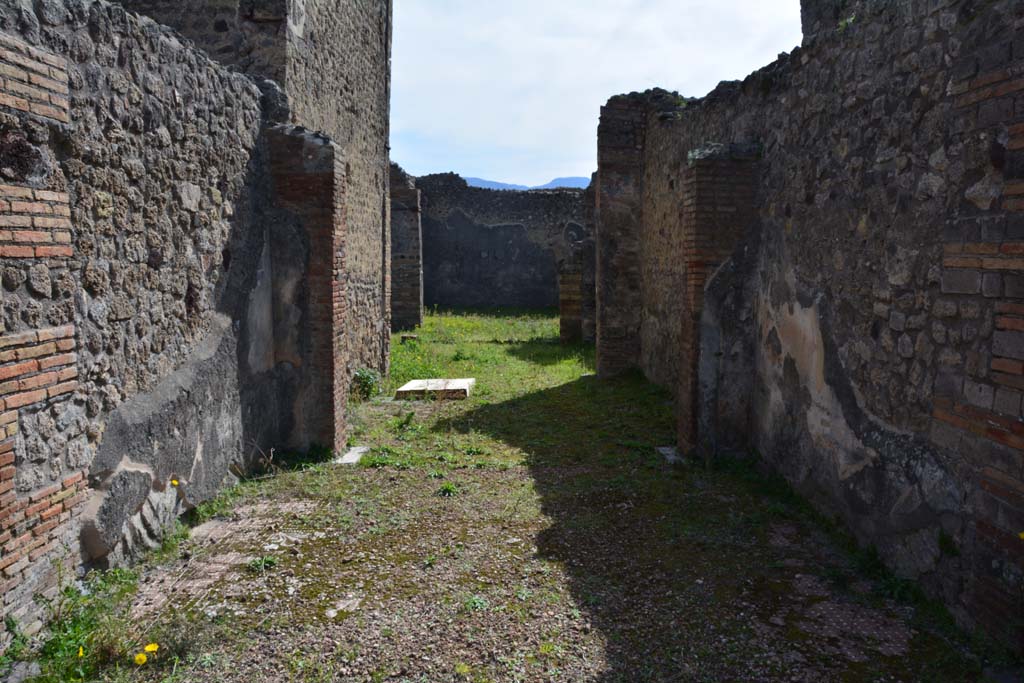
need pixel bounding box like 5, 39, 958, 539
505, 340, 594, 367
440, 370, 988, 683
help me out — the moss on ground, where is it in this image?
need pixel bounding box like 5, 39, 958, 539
11, 310, 1022, 682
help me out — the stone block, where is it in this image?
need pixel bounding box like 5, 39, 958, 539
334, 446, 369, 465
993, 330, 1024, 360
1005, 274, 1024, 299
983, 273, 1002, 298
941, 270, 982, 295
964, 379, 995, 410
395, 379, 476, 401
994, 387, 1022, 416
656, 446, 683, 464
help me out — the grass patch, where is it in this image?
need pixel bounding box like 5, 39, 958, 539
15, 309, 1019, 682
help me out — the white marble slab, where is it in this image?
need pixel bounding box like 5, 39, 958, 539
335, 446, 369, 465
395, 378, 476, 400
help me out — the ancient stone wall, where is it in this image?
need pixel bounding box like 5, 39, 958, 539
119, 0, 394, 377
0, 0, 389, 648
580, 176, 597, 343
561, 176, 597, 344
287, 0, 392, 376
595, 96, 648, 375
416, 173, 587, 310
102, 0, 288, 81
0, 2, 262, 639
390, 163, 422, 331
597, 0, 1024, 646
673, 148, 759, 451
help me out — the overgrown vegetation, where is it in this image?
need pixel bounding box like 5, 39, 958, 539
31, 566, 139, 683
351, 367, 382, 401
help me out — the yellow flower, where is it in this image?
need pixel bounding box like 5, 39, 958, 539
1019, 531, 1024, 541
77, 646, 83, 658
171, 479, 179, 487
144, 643, 159, 653
134, 653, 148, 666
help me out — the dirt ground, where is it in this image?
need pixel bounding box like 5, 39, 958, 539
52, 312, 1021, 682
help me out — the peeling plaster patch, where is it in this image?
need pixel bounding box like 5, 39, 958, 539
757, 290, 878, 483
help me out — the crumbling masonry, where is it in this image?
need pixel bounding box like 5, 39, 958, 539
595, 0, 1024, 647
0, 0, 392, 644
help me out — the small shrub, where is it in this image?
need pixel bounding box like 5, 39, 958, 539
246, 556, 278, 574
351, 368, 381, 401
436, 482, 459, 497
0, 616, 28, 675
463, 595, 489, 612
34, 566, 139, 682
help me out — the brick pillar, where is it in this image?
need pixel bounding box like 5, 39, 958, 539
266, 126, 348, 454
390, 185, 423, 331
677, 146, 758, 451
595, 96, 648, 376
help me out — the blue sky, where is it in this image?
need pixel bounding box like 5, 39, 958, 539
391, 0, 803, 187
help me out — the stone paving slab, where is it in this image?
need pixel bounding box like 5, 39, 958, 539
395, 378, 476, 400
657, 446, 683, 464
335, 446, 370, 465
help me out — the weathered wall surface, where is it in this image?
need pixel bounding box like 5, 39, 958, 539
390, 163, 422, 331
118, 0, 393, 377
0, 0, 390, 648
0, 1, 267, 639
287, 0, 392, 376
561, 176, 597, 344
102, 0, 288, 82
596, 95, 648, 375
580, 176, 597, 342
416, 173, 587, 310
597, 0, 1024, 646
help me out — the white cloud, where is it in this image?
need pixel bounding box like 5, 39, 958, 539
391, 0, 802, 186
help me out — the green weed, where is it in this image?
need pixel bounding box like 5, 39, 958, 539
246, 556, 278, 574
436, 481, 459, 497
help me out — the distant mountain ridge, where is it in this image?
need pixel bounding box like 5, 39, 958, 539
465, 176, 590, 191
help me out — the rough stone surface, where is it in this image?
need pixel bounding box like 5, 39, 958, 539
0, 0, 391, 648
596, 0, 1024, 648
416, 173, 588, 309
119, 0, 394, 379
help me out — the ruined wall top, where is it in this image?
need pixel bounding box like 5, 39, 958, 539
390, 162, 416, 191
800, 0, 850, 38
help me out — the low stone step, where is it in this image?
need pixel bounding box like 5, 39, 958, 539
334, 446, 369, 465
395, 378, 476, 400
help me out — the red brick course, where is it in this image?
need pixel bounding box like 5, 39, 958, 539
0, 34, 69, 123
0, 318, 82, 628
677, 157, 758, 451
0, 184, 72, 258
